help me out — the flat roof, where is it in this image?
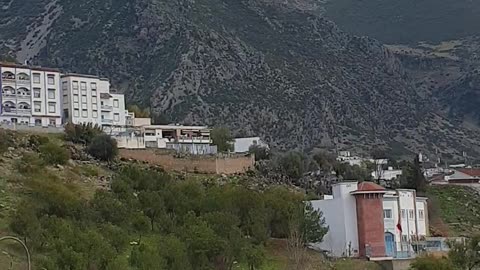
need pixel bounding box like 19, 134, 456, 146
61, 73, 107, 80
144, 125, 210, 130
1, 62, 61, 73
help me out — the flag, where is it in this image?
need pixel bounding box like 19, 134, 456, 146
397, 209, 403, 232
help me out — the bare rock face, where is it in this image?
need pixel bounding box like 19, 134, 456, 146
2, 0, 480, 158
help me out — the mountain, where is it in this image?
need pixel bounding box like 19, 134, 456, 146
2, 0, 480, 159
322, 0, 480, 44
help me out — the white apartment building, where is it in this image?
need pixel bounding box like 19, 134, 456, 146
61, 74, 127, 130
1, 63, 62, 127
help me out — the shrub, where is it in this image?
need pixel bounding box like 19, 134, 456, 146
28, 134, 50, 150
87, 134, 118, 161
410, 255, 453, 270
64, 123, 103, 145
15, 152, 44, 174
39, 143, 70, 165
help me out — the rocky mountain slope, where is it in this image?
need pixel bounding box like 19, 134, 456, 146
322, 0, 480, 44
2, 0, 480, 158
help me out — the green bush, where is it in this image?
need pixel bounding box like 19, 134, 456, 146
410, 255, 453, 270
87, 135, 118, 161
39, 143, 70, 165
64, 123, 103, 145
15, 152, 44, 174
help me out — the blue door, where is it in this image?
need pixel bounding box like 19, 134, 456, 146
385, 232, 395, 257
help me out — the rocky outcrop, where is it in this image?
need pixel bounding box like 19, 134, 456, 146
2, 0, 480, 158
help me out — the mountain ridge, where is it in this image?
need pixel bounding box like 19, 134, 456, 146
2, 0, 480, 159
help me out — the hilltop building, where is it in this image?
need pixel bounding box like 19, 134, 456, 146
1, 63, 62, 127
310, 182, 428, 259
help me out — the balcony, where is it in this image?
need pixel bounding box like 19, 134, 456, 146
102, 118, 113, 124
176, 137, 212, 144
101, 105, 113, 111
16, 79, 30, 86
16, 108, 32, 115
17, 95, 32, 101
1, 93, 16, 99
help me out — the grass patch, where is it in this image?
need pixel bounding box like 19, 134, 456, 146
427, 185, 480, 236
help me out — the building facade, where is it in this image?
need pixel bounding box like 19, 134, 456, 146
233, 137, 268, 153
1, 63, 62, 127
61, 74, 127, 130
310, 182, 428, 259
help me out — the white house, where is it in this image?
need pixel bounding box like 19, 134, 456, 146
371, 167, 403, 181
233, 137, 268, 153
1, 63, 62, 127
310, 182, 428, 259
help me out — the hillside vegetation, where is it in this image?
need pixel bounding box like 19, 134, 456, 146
323, 0, 480, 44
2, 0, 480, 158
0, 129, 336, 270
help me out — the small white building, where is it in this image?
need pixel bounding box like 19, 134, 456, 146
371, 167, 403, 181
1, 63, 62, 127
233, 137, 268, 153
310, 182, 428, 259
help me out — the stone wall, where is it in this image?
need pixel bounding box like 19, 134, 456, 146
119, 149, 254, 174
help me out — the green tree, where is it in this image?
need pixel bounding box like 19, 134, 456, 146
130, 243, 165, 270
39, 142, 70, 165
400, 156, 427, 192
249, 144, 270, 161
211, 127, 234, 153
139, 191, 165, 231
449, 236, 480, 270
278, 151, 306, 179
128, 105, 151, 118
302, 202, 329, 244
245, 245, 265, 270
87, 134, 118, 161
410, 255, 453, 270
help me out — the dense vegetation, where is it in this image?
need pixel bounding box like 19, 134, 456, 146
323, 0, 480, 43
1, 130, 328, 269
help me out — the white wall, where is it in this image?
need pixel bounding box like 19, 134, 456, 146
233, 137, 267, 153
310, 182, 359, 257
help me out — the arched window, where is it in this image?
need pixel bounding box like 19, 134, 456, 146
17, 73, 30, 81
2, 86, 15, 95
3, 101, 15, 107
1, 71, 15, 80
17, 102, 31, 109
17, 87, 30, 96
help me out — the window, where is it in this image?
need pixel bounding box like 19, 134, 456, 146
33, 73, 41, 84
80, 82, 87, 90
48, 89, 55, 99
73, 95, 79, 102
73, 81, 79, 90
34, 102, 41, 113
92, 104, 98, 110
62, 81, 68, 90
114, 113, 120, 122
81, 103, 87, 109
113, 99, 119, 108
92, 89, 97, 97
401, 209, 406, 219
82, 110, 88, 117
48, 102, 56, 113
383, 209, 392, 219
409, 209, 414, 219
418, 209, 425, 220
34, 119, 42, 126
74, 102, 79, 109
92, 110, 98, 118
92, 97, 97, 104
401, 235, 408, 242
91, 83, 97, 90
47, 75, 55, 85
33, 88, 41, 98
49, 119, 56, 126
74, 109, 80, 117
81, 96, 87, 103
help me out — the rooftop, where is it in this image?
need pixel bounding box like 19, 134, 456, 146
457, 168, 480, 177
350, 181, 387, 195
1, 62, 61, 73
